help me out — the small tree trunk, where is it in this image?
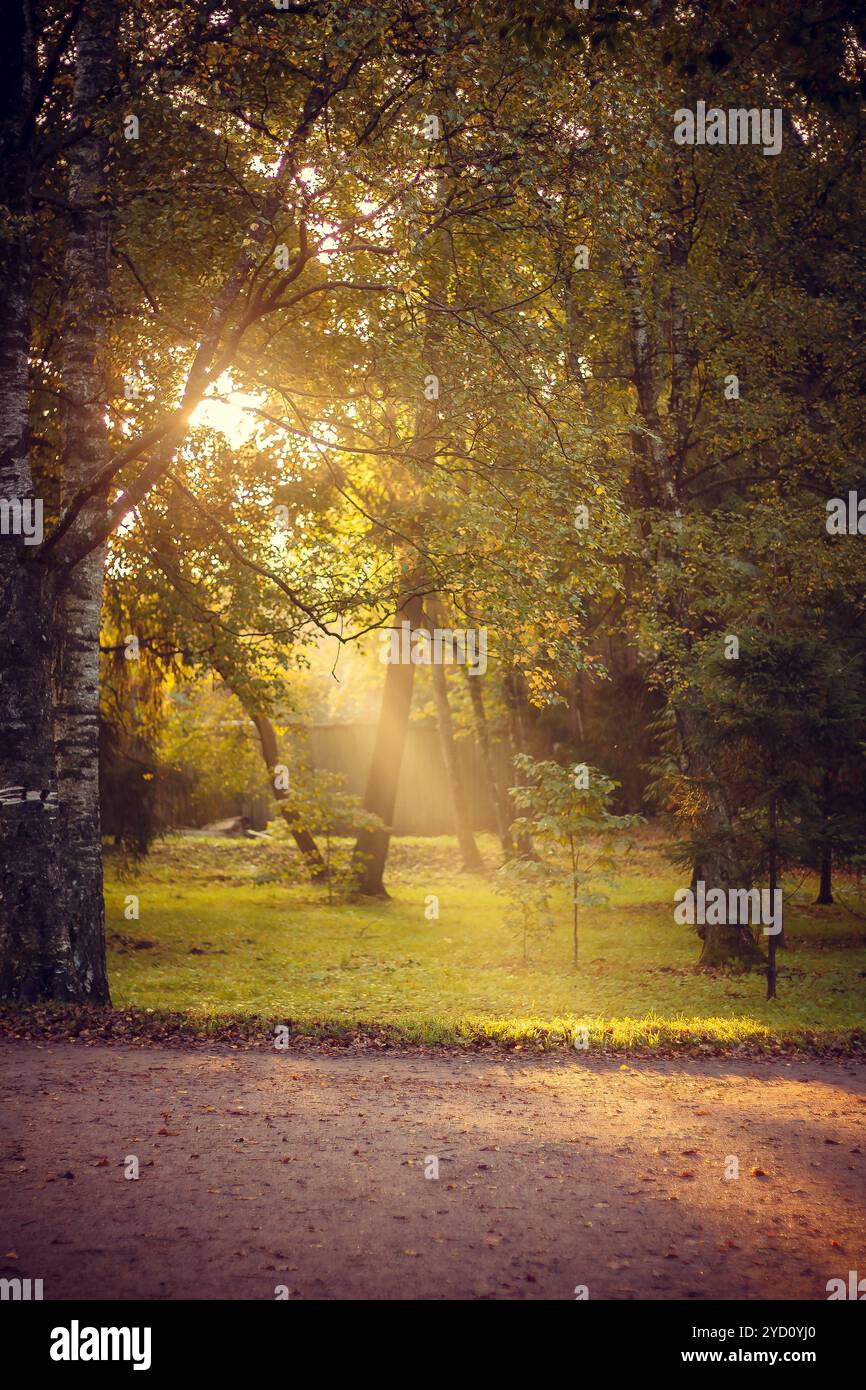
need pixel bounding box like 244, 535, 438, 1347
815, 775, 834, 905
463, 664, 512, 857
351, 591, 424, 895
767, 793, 779, 1000
816, 844, 833, 906
214, 667, 327, 878
571, 837, 579, 969
249, 711, 328, 879
429, 647, 483, 872
502, 670, 535, 857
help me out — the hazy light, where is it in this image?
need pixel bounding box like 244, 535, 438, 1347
190, 374, 265, 446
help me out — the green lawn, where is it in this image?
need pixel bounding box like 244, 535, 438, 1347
103, 828, 866, 1051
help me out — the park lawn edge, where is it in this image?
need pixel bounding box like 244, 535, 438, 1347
0, 1004, 863, 1058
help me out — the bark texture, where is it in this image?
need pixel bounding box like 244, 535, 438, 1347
52, 0, 118, 1002
816, 845, 833, 906
0, 2, 69, 999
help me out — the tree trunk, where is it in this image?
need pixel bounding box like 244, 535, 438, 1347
815, 773, 834, 904
621, 252, 757, 969
351, 591, 424, 895
816, 844, 833, 906
53, 550, 109, 999
212, 665, 327, 878
463, 664, 512, 856
350, 170, 450, 895
767, 792, 779, 999
675, 709, 764, 970
0, 2, 71, 1000
502, 670, 535, 857
427, 612, 483, 871
51, 0, 118, 1003
571, 838, 579, 969
248, 709, 327, 879
683, 734, 762, 968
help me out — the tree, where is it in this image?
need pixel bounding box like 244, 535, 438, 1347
686, 627, 866, 995
53, 0, 118, 1001
493, 855, 557, 967
2, 0, 482, 994
0, 1, 68, 999
510, 754, 640, 968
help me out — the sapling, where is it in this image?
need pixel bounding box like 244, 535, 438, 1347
493, 854, 557, 965
509, 754, 642, 967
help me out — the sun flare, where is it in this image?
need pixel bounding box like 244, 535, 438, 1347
190, 376, 264, 447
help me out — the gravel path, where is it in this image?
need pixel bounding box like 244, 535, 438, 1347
1, 1041, 863, 1300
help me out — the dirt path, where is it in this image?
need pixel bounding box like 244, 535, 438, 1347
0, 1041, 863, 1300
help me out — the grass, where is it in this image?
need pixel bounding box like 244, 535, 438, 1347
101, 826, 866, 1052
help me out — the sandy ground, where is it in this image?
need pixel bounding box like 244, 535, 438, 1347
0, 1040, 863, 1300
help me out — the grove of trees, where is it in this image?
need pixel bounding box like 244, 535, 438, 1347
2, 0, 865, 1002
